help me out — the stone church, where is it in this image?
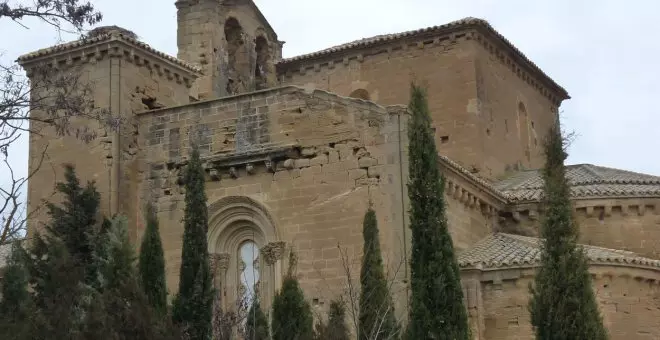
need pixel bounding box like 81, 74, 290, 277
16, 0, 660, 338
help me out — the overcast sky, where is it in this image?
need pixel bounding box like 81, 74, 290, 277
2, 0, 659, 190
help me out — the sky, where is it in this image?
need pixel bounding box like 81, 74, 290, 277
1, 0, 659, 198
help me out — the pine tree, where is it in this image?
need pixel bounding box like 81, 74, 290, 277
16, 166, 179, 340
528, 125, 608, 339
26, 165, 104, 339
405, 84, 469, 340
42, 164, 104, 288
139, 202, 168, 316
172, 145, 213, 340
0, 242, 32, 339
245, 298, 270, 340
272, 251, 313, 340
315, 300, 349, 340
359, 208, 398, 340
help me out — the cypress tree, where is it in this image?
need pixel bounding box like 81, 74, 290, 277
272, 251, 313, 340
405, 84, 469, 340
528, 125, 608, 339
245, 298, 270, 340
315, 300, 350, 340
172, 145, 213, 340
89, 215, 180, 340
359, 208, 398, 340
139, 202, 168, 315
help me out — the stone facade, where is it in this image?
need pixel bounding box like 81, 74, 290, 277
18, 1, 660, 339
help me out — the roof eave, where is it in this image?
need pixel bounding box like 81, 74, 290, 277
16, 35, 202, 77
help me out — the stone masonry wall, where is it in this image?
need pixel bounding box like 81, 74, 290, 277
119, 58, 194, 243
137, 86, 411, 320
575, 199, 660, 259
279, 33, 563, 180
476, 267, 660, 340
279, 36, 484, 177
26, 61, 114, 232
24, 39, 196, 237
499, 198, 660, 260
474, 42, 559, 178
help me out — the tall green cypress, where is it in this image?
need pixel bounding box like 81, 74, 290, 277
528, 125, 608, 339
139, 202, 168, 316
245, 298, 270, 340
272, 251, 313, 340
359, 208, 398, 340
405, 84, 469, 340
172, 145, 213, 340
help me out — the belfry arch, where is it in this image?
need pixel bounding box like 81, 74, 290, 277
207, 196, 284, 313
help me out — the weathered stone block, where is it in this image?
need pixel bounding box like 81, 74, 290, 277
348, 169, 367, 180
358, 156, 377, 168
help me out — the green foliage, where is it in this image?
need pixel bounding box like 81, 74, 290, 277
272, 252, 313, 340
315, 300, 350, 340
26, 165, 105, 338
245, 298, 271, 340
139, 202, 168, 316
172, 145, 213, 340
528, 125, 608, 340
0, 165, 178, 340
405, 84, 469, 340
0, 242, 32, 339
42, 164, 105, 288
359, 208, 398, 340
91, 216, 180, 340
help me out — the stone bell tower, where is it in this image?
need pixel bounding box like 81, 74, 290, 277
175, 0, 283, 100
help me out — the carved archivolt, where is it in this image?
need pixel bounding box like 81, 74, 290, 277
206, 196, 282, 311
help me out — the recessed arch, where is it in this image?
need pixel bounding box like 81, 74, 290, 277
517, 101, 531, 164
207, 196, 278, 252
223, 17, 247, 95
254, 35, 270, 90
349, 88, 370, 101
207, 196, 281, 313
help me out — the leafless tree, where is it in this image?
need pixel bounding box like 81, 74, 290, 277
0, 0, 105, 244
312, 243, 406, 340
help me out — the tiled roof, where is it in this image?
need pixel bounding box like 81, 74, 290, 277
458, 233, 660, 270
16, 28, 201, 74
495, 164, 660, 202
278, 17, 568, 99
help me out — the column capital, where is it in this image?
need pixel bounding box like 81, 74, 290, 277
260, 241, 286, 265
210, 252, 231, 273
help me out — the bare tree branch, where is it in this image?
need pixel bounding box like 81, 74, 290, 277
1, 0, 104, 244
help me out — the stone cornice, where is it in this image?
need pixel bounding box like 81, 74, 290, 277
463, 263, 660, 284
17, 32, 201, 87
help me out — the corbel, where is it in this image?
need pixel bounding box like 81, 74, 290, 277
265, 159, 276, 173
229, 166, 238, 178
246, 163, 255, 175
638, 205, 646, 216
209, 168, 220, 181
585, 206, 594, 218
